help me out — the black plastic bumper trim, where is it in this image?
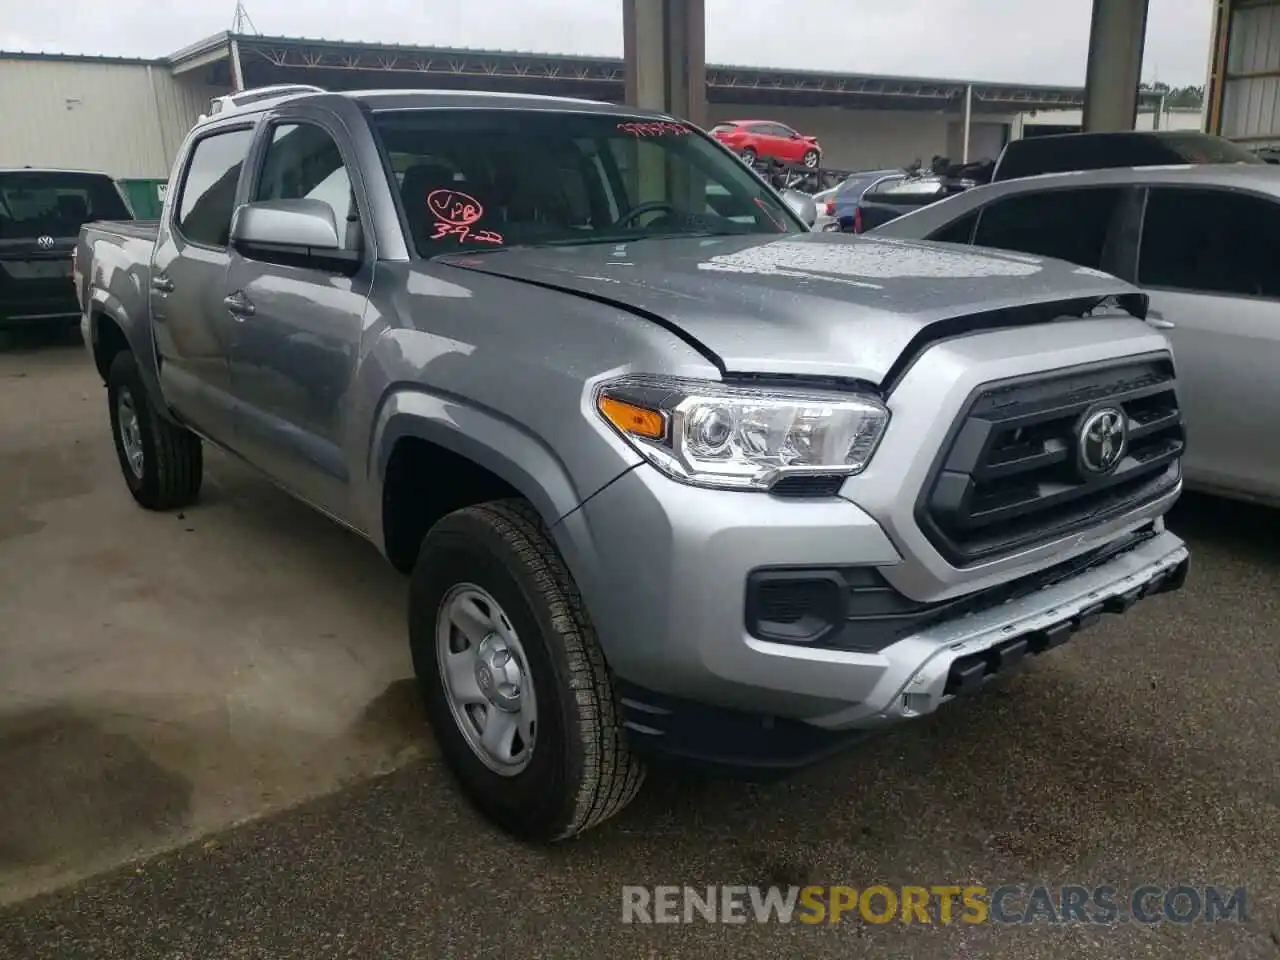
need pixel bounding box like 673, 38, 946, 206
942, 554, 1188, 697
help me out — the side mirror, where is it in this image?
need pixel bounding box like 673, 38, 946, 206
231, 198, 340, 250
229, 198, 359, 273
781, 188, 817, 228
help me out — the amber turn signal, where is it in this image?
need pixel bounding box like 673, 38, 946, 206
598, 395, 665, 440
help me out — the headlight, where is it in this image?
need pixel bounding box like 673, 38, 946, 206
595, 375, 889, 491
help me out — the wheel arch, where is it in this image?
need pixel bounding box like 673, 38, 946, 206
370, 386, 586, 571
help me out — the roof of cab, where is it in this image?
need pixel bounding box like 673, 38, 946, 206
195, 86, 673, 129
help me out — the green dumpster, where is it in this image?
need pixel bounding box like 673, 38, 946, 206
117, 179, 168, 219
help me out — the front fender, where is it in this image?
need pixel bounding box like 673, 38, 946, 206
368, 386, 587, 535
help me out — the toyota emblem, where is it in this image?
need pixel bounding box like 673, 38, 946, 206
36, 235, 55, 250
1076, 406, 1128, 477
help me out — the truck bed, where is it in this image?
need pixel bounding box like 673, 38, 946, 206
87, 219, 160, 243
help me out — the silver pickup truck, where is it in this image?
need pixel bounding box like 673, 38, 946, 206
76, 88, 1190, 842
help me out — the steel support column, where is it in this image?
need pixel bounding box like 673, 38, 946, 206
623, 0, 706, 127
1082, 0, 1151, 132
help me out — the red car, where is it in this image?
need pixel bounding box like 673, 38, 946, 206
710, 120, 823, 168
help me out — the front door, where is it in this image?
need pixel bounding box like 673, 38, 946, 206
151, 125, 256, 441
226, 118, 373, 522
1136, 186, 1280, 502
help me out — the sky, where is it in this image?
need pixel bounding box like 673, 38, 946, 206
0, 0, 1213, 88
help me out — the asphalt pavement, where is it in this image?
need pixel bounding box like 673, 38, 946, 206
2, 492, 1278, 958
1, 334, 1278, 959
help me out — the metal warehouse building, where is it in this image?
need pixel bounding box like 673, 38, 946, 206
0, 31, 1159, 215
1206, 0, 1280, 148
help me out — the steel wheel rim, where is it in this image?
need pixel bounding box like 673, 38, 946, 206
436, 583, 538, 777
116, 387, 145, 479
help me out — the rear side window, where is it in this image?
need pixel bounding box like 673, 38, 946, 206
863, 176, 904, 196
972, 187, 1123, 268
0, 171, 130, 240
176, 127, 255, 248
1139, 187, 1280, 297
710, 124, 737, 134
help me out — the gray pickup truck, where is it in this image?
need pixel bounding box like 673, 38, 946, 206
76, 88, 1190, 842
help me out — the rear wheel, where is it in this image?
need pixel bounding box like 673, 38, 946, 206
741, 147, 757, 165
107, 350, 203, 510
409, 499, 645, 841
802, 149, 820, 168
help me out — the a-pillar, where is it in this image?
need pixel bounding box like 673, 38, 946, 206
623, 0, 706, 128
1082, 0, 1151, 132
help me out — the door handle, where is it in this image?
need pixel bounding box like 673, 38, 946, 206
1146, 313, 1176, 330
151, 275, 174, 294
224, 291, 255, 319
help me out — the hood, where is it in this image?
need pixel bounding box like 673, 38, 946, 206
438, 233, 1141, 386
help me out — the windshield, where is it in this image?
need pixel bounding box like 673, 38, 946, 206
0, 171, 131, 240
371, 109, 803, 256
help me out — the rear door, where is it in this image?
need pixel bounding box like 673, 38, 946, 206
750, 123, 788, 162
1135, 185, 1280, 501
0, 171, 131, 325
151, 124, 257, 442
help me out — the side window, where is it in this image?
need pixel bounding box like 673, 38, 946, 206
254, 123, 357, 246
1139, 187, 1280, 297
176, 127, 255, 248
972, 187, 1123, 268
865, 177, 903, 196
928, 210, 979, 244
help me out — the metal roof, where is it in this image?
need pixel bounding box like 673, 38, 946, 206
2, 33, 1164, 113
161, 32, 1163, 113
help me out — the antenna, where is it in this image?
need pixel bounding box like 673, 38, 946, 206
231, 1, 259, 34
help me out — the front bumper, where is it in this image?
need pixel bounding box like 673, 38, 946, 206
556, 463, 1187, 770
560, 463, 1187, 732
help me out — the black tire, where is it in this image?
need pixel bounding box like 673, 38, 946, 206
107, 350, 203, 510
741, 147, 757, 165
802, 149, 820, 168
409, 499, 645, 842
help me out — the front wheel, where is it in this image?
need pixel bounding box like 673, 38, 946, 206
107, 350, 203, 510
741, 147, 757, 165
802, 149, 820, 168
409, 499, 646, 841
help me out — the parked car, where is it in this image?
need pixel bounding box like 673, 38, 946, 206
871, 162, 1280, 507
711, 119, 823, 168
1, 168, 132, 331
990, 129, 1264, 182
855, 132, 1265, 236
77, 88, 1189, 843
815, 169, 906, 230
853, 176, 959, 233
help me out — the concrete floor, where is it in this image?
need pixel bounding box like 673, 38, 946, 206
0, 339, 425, 904
2, 337, 1279, 959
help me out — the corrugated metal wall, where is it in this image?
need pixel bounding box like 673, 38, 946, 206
0, 57, 223, 178
1213, 0, 1280, 146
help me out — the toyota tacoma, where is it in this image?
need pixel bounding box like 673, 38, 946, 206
75, 88, 1189, 842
